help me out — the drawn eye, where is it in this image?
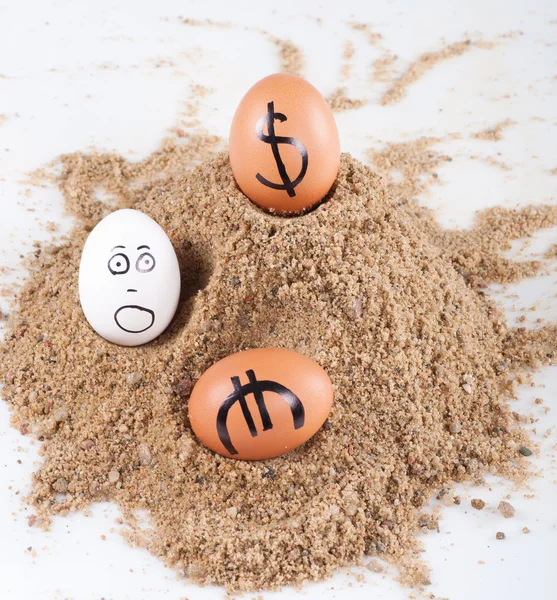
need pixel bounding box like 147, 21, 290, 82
136, 252, 155, 273
108, 253, 130, 275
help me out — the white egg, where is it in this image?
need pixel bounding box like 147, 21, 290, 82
79, 209, 181, 346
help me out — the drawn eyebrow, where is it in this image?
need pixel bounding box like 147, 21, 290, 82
111, 245, 126, 251
137, 245, 150, 250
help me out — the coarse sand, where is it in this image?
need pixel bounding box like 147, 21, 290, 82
1, 138, 557, 592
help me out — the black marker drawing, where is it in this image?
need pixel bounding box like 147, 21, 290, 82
114, 305, 155, 333
255, 101, 308, 198
136, 252, 156, 273
108, 252, 130, 275
106, 246, 158, 334
216, 369, 305, 455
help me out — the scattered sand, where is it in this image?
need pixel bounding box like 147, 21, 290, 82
369, 137, 557, 287
179, 18, 305, 77
176, 83, 212, 129
372, 53, 399, 83
481, 155, 512, 171
380, 40, 476, 105
266, 36, 306, 77
327, 87, 367, 112
348, 22, 383, 46
369, 137, 448, 201
180, 17, 231, 30
341, 41, 355, 81
472, 120, 516, 141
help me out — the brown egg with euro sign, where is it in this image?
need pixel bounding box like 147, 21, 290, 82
229, 73, 341, 216
188, 348, 334, 460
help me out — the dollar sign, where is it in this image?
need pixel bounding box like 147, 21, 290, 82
255, 101, 309, 198
216, 369, 305, 455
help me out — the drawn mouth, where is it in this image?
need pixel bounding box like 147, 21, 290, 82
114, 305, 155, 333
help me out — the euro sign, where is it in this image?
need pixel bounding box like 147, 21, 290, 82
255, 101, 309, 198
216, 369, 305, 455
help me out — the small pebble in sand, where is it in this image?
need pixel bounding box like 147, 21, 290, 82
449, 420, 462, 434
53, 407, 68, 422
52, 478, 68, 493
498, 501, 516, 518
126, 372, 143, 386
366, 559, 385, 573
442, 494, 455, 507
108, 469, 120, 484
262, 465, 275, 479
138, 444, 152, 466
471, 499, 486, 510
519, 446, 532, 457
496, 532, 505, 540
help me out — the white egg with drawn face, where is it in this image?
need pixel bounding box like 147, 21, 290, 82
79, 209, 181, 346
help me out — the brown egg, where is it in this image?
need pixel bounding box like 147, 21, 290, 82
188, 348, 333, 460
229, 73, 340, 215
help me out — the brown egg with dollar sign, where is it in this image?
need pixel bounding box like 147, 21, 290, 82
229, 73, 340, 215
188, 348, 334, 460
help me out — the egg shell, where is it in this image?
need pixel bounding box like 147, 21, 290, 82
188, 348, 333, 460
229, 73, 340, 215
79, 209, 181, 347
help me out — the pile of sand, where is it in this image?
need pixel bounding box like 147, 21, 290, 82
1, 144, 556, 591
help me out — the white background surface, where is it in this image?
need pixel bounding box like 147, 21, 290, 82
1, 1, 557, 599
